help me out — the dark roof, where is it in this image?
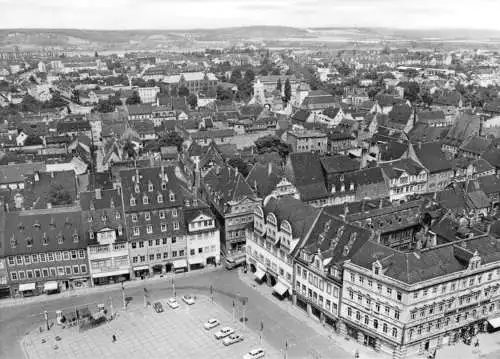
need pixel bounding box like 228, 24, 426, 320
484, 100, 500, 114
375, 94, 404, 107
130, 119, 155, 135
388, 104, 412, 124
443, 112, 480, 146
56, 119, 91, 134
0, 162, 45, 184
413, 141, 452, 173
190, 129, 234, 140
320, 155, 359, 175
408, 123, 450, 143
328, 167, 386, 192
203, 165, 256, 204
477, 175, 500, 195
81, 188, 122, 211
417, 110, 445, 122
288, 152, 325, 187
3, 207, 86, 256
246, 162, 283, 198
263, 197, 320, 239
291, 109, 311, 123
482, 148, 500, 168
296, 182, 328, 201
434, 91, 461, 106
381, 158, 425, 178
460, 136, 491, 155
378, 140, 408, 162
473, 159, 494, 174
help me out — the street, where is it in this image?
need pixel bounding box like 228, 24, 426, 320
0, 268, 352, 359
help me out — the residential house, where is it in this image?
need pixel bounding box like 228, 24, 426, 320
300, 90, 338, 112
459, 136, 492, 160
137, 86, 160, 104
286, 128, 328, 154
163, 72, 218, 94
0, 162, 45, 190
409, 142, 453, 192
416, 111, 448, 128
381, 159, 427, 202
442, 112, 481, 156
246, 162, 298, 199
189, 129, 235, 146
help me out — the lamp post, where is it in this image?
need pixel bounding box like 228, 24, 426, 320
121, 282, 126, 310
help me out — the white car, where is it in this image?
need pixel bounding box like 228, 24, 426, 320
203, 318, 220, 330
166, 297, 179, 309
223, 333, 244, 346
243, 348, 265, 359
182, 294, 195, 305
214, 327, 234, 339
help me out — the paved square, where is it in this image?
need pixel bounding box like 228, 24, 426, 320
22, 296, 282, 359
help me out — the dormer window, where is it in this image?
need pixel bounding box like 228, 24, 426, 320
33, 221, 41, 229
157, 194, 163, 203
162, 182, 167, 190
110, 199, 115, 208
350, 183, 354, 191
57, 232, 64, 244
148, 182, 154, 192
135, 184, 140, 193
90, 201, 95, 210
130, 197, 136, 206
102, 214, 107, 222
115, 212, 121, 220
193, 199, 198, 207
145, 212, 151, 221
42, 233, 48, 245
10, 235, 17, 248
341, 184, 345, 192
169, 192, 175, 202
118, 225, 123, 236
73, 232, 79, 243
373, 261, 382, 275
143, 195, 149, 205
172, 208, 178, 217
89, 231, 94, 240
88, 216, 93, 223
26, 236, 33, 247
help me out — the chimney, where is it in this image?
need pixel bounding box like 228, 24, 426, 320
34, 172, 39, 182
47, 202, 52, 209
95, 188, 102, 200
50, 171, 54, 179
135, 168, 140, 183
268, 162, 272, 176
379, 198, 383, 209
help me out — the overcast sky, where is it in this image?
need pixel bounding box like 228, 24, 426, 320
0, 0, 499, 30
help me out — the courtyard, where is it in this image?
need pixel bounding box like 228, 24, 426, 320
21, 295, 282, 359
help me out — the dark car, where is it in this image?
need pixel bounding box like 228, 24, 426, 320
153, 301, 164, 313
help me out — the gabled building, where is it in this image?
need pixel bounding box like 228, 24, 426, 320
202, 165, 259, 254
3, 206, 89, 297
381, 159, 427, 202
409, 142, 453, 192
80, 188, 130, 286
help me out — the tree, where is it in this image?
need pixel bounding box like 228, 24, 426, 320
367, 87, 380, 100
244, 69, 255, 84
170, 86, 178, 97
131, 78, 147, 87
276, 78, 282, 92
216, 85, 233, 101
228, 158, 250, 178
255, 135, 291, 160
284, 79, 292, 105
271, 68, 281, 76
229, 69, 242, 84
421, 92, 433, 107
126, 91, 141, 105
123, 141, 136, 159
187, 93, 198, 109
146, 132, 184, 152
403, 82, 421, 104
48, 184, 73, 206
94, 51, 99, 58
178, 86, 189, 97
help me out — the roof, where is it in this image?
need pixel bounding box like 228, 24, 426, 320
263, 197, 320, 239
130, 119, 155, 135
328, 167, 386, 192
246, 163, 284, 198
56, 119, 91, 134
127, 104, 154, 116
3, 207, 86, 256
381, 158, 425, 178
301, 211, 372, 265
434, 91, 461, 106
190, 129, 234, 140
375, 94, 404, 107
417, 110, 445, 122
473, 158, 495, 174
388, 104, 412, 124
203, 165, 256, 205
0, 162, 45, 184
408, 123, 450, 143
413, 141, 452, 173
484, 100, 500, 114
460, 136, 491, 155
291, 109, 311, 123
378, 140, 408, 162
467, 190, 490, 209
320, 155, 359, 175
482, 148, 500, 168
477, 174, 500, 195
443, 112, 480, 146
288, 152, 325, 187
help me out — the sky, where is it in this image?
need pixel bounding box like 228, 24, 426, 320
0, 0, 499, 30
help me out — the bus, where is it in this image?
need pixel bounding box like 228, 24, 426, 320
225, 252, 246, 270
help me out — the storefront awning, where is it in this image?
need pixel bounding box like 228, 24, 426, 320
254, 268, 266, 281
173, 259, 188, 269
488, 317, 500, 329
188, 257, 204, 265
133, 265, 149, 271
273, 282, 289, 296
44, 281, 58, 291
19, 283, 36, 292
92, 269, 130, 279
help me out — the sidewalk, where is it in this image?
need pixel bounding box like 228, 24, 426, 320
238, 269, 387, 359
0, 266, 222, 309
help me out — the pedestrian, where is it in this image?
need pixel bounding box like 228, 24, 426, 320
112, 334, 117, 343
474, 339, 479, 347
354, 349, 359, 358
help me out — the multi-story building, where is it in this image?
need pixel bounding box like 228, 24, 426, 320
3, 207, 89, 297
137, 86, 160, 104
409, 142, 453, 193
247, 197, 320, 300
163, 72, 218, 94
120, 166, 191, 277
294, 210, 372, 331
81, 188, 131, 286
286, 128, 328, 154
381, 159, 427, 202
202, 165, 260, 254
185, 205, 220, 270
341, 237, 500, 358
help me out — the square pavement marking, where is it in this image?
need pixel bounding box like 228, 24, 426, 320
23, 296, 282, 359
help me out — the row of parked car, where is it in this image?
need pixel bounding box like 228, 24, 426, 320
152, 294, 196, 313
204, 318, 265, 358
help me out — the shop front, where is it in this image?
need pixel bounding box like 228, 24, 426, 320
18, 282, 37, 297
188, 257, 204, 271
173, 259, 188, 273
272, 281, 290, 300
44, 281, 59, 295
133, 265, 150, 279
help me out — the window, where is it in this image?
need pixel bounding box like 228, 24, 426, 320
73, 265, 79, 274
162, 238, 167, 245
149, 254, 154, 261
89, 232, 94, 240
133, 257, 138, 263
132, 214, 138, 222
368, 279, 372, 287
134, 227, 140, 236
18, 271, 26, 279
179, 250, 185, 257
383, 323, 388, 333
147, 225, 153, 234
395, 310, 400, 320
157, 194, 163, 203
71, 250, 77, 259
172, 208, 178, 217
173, 222, 179, 230
80, 264, 87, 273
130, 197, 136, 206
159, 211, 165, 219
140, 256, 145, 262
172, 251, 177, 257
163, 252, 168, 259
356, 311, 361, 320
169, 193, 175, 202
8, 257, 15, 266
148, 183, 154, 192
386, 287, 392, 295
397, 291, 402, 301
373, 319, 378, 329
57, 267, 64, 276
79, 249, 85, 259
50, 268, 56, 277
161, 223, 167, 232
32, 254, 38, 263
385, 306, 390, 315
11, 272, 17, 281
16, 256, 22, 265
65, 266, 72, 275
392, 328, 398, 338
148, 240, 153, 246
27, 270, 33, 279
143, 196, 149, 205
132, 242, 137, 249
115, 212, 121, 220
347, 307, 352, 317
40, 253, 46, 262
55, 252, 62, 261
145, 212, 151, 221
156, 253, 161, 260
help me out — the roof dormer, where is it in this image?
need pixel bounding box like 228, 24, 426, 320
372, 260, 382, 275
469, 250, 481, 271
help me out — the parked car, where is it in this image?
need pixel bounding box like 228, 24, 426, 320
223, 333, 244, 346
214, 327, 234, 339
152, 301, 164, 313
167, 297, 179, 309
182, 294, 195, 305
203, 318, 220, 330
243, 348, 265, 359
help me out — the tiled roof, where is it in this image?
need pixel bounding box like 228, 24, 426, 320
203, 165, 256, 204
417, 110, 445, 122
328, 167, 386, 192
291, 109, 311, 123
378, 141, 407, 162
477, 174, 500, 195
20, 171, 77, 211
413, 141, 452, 173
190, 129, 234, 140
245, 162, 283, 198
127, 104, 154, 116
460, 136, 491, 155
388, 104, 412, 124
381, 158, 425, 178
3, 207, 86, 256
0, 162, 45, 185
288, 152, 325, 187
320, 155, 359, 175
473, 158, 494, 174
408, 123, 450, 143
482, 148, 500, 168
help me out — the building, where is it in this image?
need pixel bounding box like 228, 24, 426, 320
137, 86, 160, 104
247, 197, 320, 301
3, 207, 89, 297
286, 128, 328, 154
120, 166, 192, 277
81, 188, 130, 286
163, 72, 218, 94
341, 236, 500, 358
381, 159, 427, 202
409, 142, 453, 193
202, 165, 260, 254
